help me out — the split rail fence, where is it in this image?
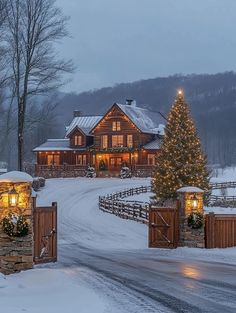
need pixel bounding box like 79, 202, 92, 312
99, 186, 151, 224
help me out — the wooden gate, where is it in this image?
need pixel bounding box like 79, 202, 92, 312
34, 202, 57, 264
149, 206, 179, 248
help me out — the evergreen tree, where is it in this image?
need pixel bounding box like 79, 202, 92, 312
152, 90, 210, 200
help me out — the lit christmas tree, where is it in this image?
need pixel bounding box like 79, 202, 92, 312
152, 90, 210, 200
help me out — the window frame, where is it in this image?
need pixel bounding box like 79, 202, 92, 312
74, 135, 82, 146
127, 134, 133, 148
112, 135, 124, 147
101, 135, 108, 149
112, 121, 121, 131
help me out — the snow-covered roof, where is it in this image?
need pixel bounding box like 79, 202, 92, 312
116, 103, 164, 134
33, 139, 71, 151
143, 138, 162, 150
177, 186, 204, 193
66, 116, 102, 137
0, 171, 33, 183
33, 139, 87, 152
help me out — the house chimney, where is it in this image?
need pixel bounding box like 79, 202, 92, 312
126, 99, 136, 107
126, 99, 133, 106
74, 110, 82, 117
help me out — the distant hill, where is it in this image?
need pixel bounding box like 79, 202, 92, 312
56, 72, 236, 166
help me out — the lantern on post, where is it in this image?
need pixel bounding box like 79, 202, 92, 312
177, 186, 204, 216
8, 186, 19, 207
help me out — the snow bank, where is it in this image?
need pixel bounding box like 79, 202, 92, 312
0, 171, 33, 183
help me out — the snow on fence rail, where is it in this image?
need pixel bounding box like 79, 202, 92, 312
209, 181, 236, 207
99, 186, 151, 224
210, 181, 236, 189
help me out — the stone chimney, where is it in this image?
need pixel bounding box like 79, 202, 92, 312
74, 110, 82, 117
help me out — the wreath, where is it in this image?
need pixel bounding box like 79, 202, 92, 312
187, 212, 204, 229
1, 212, 29, 237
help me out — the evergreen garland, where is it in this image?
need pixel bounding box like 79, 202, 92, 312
152, 91, 210, 200
1, 213, 29, 237
187, 212, 204, 229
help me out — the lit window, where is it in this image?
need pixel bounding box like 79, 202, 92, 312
112, 135, 123, 147
83, 155, 87, 165
47, 155, 60, 165
76, 155, 83, 165
148, 154, 156, 165
127, 135, 133, 148
101, 135, 108, 148
74, 135, 82, 145
112, 121, 121, 131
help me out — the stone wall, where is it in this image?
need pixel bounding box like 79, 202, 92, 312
178, 191, 205, 248
0, 182, 33, 275
179, 216, 205, 248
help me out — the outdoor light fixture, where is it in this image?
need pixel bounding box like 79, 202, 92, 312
191, 194, 198, 210
8, 187, 19, 207
0, 186, 19, 207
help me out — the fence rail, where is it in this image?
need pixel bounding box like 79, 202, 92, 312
210, 181, 236, 189
99, 185, 151, 224
209, 181, 236, 207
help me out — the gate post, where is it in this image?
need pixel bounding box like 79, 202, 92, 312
177, 187, 205, 248
0, 171, 33, 274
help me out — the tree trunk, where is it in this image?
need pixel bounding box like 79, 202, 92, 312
18, 96, 24, 171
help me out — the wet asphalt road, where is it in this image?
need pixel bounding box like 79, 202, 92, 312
59, 243, 236, 313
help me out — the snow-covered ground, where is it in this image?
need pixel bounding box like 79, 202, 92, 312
0, 268, 106, 313
1, 172, 236, 313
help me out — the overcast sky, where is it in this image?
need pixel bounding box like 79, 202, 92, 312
57, 0, 236, 93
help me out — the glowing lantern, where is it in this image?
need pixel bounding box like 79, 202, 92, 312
8, 187, 19, 207
191, 194, 198, 211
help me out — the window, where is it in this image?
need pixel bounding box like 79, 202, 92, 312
148, 154, 156, 166
47, 155, 60, 165
74, 135, 82, 145
112, 135, 123, 147
127, 135, 133, 148
76, 155, 82, 165
83, 155, 87, 165
112, 121, 121, 131
101, 135, 108, 149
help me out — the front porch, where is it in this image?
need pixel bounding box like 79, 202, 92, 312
35, 164, 155, 178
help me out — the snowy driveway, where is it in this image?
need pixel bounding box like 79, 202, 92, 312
36, 178, 236, 313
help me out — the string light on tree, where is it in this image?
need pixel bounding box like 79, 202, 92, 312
152, 89, 210, 200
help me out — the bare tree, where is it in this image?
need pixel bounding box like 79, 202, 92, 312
5, 0, 73, 170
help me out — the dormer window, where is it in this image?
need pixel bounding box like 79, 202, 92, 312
112, 121, 121, 131
74, 135, 82, 145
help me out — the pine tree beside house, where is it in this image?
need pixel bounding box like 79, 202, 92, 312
152, 90, 210, 200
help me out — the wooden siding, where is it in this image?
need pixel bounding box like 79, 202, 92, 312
69, 128, 87, 148
37, 151, 91, 166
205, 213, 236, 248
92, 105, 155, 150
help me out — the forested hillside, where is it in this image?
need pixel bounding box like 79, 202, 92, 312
1, 72, 236, 168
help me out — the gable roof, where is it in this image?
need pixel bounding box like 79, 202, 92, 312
66, 116, 102, 137
116, 103, 164, 134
